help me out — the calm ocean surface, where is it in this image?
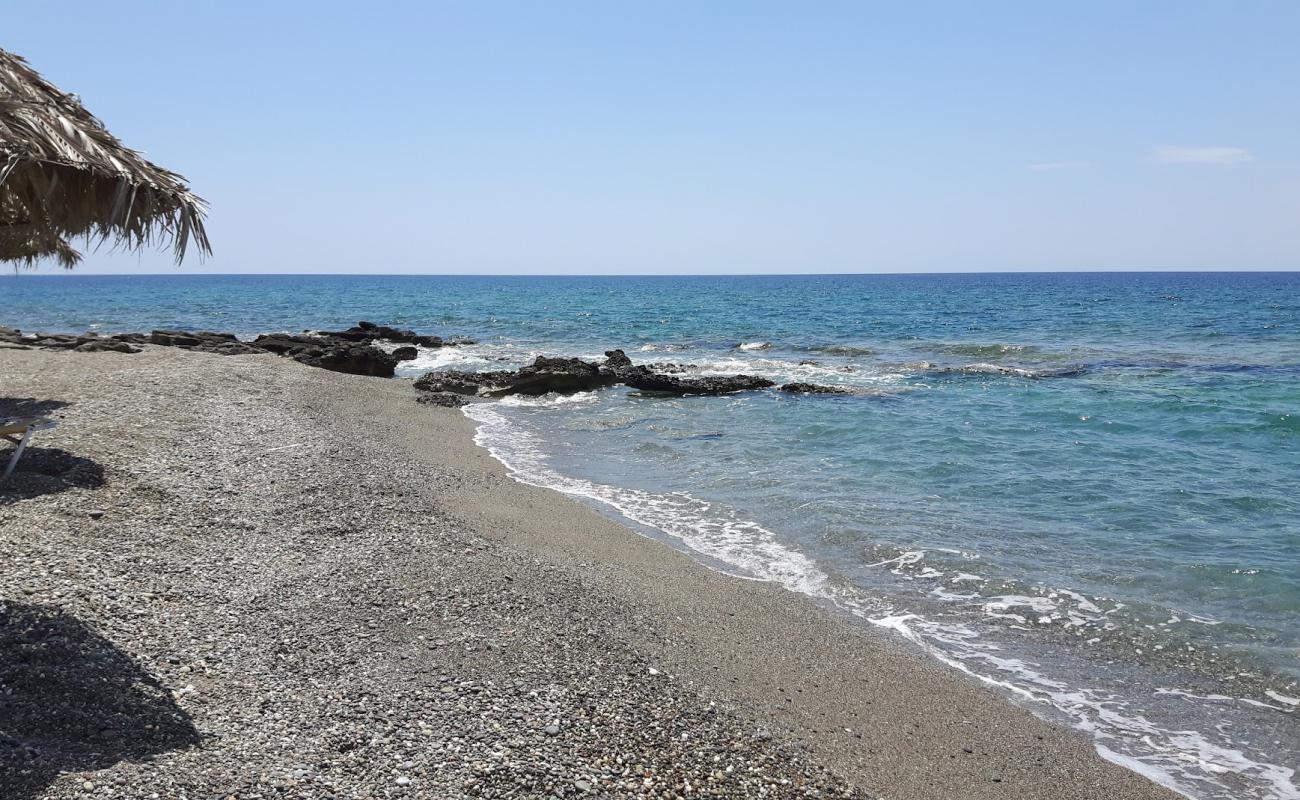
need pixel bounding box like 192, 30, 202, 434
5, 272, 1299, 799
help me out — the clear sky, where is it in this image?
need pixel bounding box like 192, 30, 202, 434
7, 2, 1298, 274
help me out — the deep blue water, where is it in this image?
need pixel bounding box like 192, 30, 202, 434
4, 272, 1299, 799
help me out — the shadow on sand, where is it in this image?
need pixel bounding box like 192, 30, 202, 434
0, 601, 201, 798
1, 398, 105, 504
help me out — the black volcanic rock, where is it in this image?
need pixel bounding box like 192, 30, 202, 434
415, 357, 615, 397
620, 368, 774, 396
779, 382, 853, 394
319, 322, 462, 348
413, 369, 515, 395
73, 339, 142, 354
415, 391, 470, 408
414, 349, 777, 401
253, 333, 398, 377
603, 349, 634, 370
148, 330, 264, 355
391, 346, 419, 362
504, 357, 614, 396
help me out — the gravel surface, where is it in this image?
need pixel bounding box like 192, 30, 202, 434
0, 347, 1178, 800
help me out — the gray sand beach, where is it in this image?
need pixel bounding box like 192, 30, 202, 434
0, 347, 1178, 799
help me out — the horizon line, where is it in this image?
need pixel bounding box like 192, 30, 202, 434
6, 268, 1300, 278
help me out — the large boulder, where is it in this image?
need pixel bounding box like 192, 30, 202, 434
603, 349, 633, 369
415, 391, 470, 408
413, 369, 515, 395
414, 357, 614, 397
503, 357, 614, 396
253, 333, 398, 377
391, 346, 419, 362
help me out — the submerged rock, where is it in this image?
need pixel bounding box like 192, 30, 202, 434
778, 382, 853, 394
930, 363, 1088, 379
619, 369, 774, 396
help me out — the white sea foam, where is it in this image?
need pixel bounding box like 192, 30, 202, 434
498, 391, 600, 408
738, 341, 772, 351
463, 402, 1300, 800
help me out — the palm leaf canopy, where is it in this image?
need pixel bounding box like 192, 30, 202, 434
0, 48, 209, 267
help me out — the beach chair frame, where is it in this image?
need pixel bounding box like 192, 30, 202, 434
1, 418, 58, 480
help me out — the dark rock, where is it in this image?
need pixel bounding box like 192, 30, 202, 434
621, 368, 774, 396
150, 330, 204, 348
253, 333, 398, 378
0, 325, 21, 342
415, 392, 470, 408
779, 382, 852, 394
643, 362, 695, 375
504, 357, 613, 396
415, 357, 613, 397
603, 349, 633, 369
318, 322, 459, 349
149, 330, 261, 355
413, 370, 515, 395
31, 334, 79, 349
74, 340, 141, 354
391, 346, 419, 362
297, 344, 398, 377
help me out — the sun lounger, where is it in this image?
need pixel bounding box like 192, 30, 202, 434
1, 417, 57, 480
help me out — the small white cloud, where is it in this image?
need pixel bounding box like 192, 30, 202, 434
1154, 146, 1253, 165
1029, 161, 1090, 171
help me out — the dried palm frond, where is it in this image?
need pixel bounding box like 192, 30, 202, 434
0, 49, 209, 268
0, 225, 81, 268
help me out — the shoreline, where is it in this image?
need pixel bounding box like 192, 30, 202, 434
2, 346, 1181, 799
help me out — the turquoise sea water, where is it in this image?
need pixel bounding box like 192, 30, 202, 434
5, 272, 1299, 799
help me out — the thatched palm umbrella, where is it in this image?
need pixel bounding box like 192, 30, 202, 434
0, 48, 210, 267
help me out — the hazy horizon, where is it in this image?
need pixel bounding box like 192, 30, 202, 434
7, 2, 1299, 275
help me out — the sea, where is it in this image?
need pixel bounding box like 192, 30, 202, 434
5, 272, 1298, 799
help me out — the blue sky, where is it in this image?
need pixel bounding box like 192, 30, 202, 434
7, 2, 1298, 274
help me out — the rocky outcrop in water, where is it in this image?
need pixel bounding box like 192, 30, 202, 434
415, 357, 618, 397
779, 382, 853, 394
618, 369, 775, 396
414, 350, 775, 399
319, 321, 474, 348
